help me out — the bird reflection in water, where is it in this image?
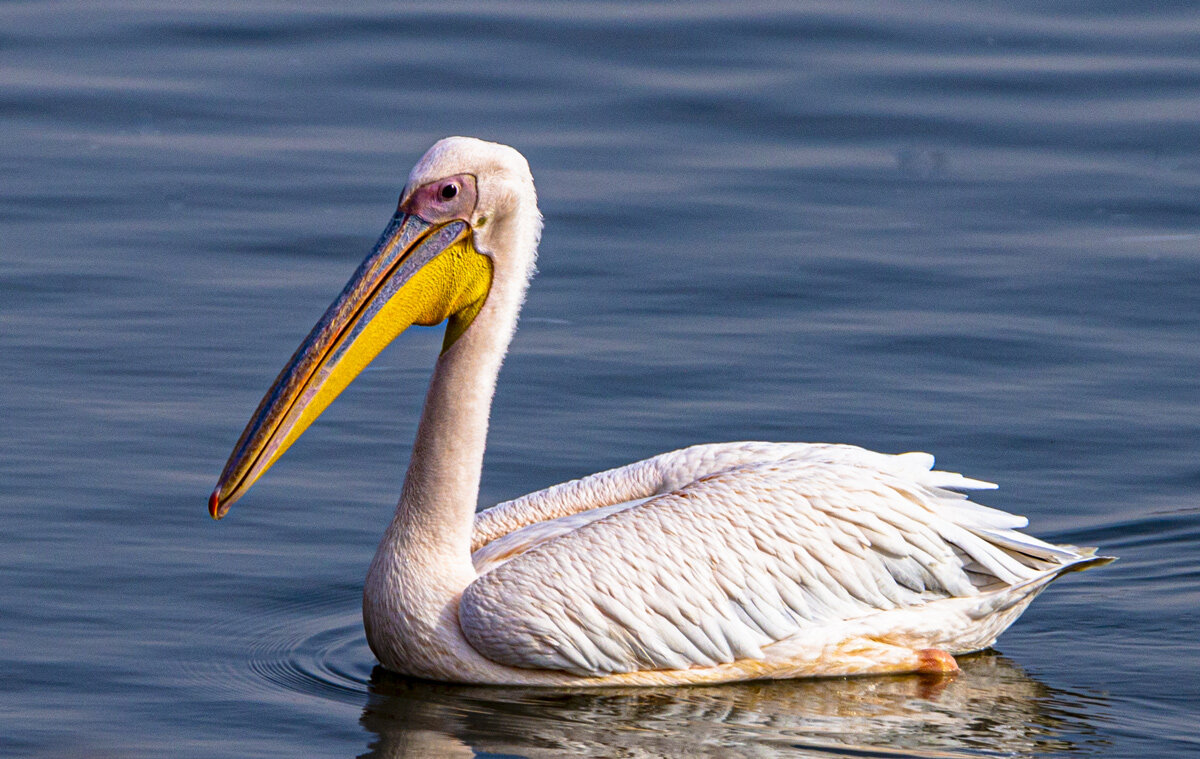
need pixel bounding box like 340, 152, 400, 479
358, 651, 1107, 758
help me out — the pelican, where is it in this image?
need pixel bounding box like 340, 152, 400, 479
210, 137, 1110, 686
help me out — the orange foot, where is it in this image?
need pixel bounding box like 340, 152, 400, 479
915, 648, 959, 674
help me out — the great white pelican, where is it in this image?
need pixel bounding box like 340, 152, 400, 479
210, 137, 1110, 685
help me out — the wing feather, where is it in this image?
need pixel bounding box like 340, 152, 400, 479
470, 441, 992, 551
460, 445, 1088, 675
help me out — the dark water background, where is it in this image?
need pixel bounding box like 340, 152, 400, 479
3, 2, 1198, 757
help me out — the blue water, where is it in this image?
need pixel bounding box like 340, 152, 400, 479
2, 2, 1198, 756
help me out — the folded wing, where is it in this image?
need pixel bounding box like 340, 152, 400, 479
460, 447, 1086, 675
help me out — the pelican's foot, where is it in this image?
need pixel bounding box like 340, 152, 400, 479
915, 647, 959, 674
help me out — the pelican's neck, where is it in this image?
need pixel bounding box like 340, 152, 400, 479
390, 295, 514, 564
379, 223, 538, 576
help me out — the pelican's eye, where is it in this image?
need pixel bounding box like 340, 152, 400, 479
400, 173, 477, 222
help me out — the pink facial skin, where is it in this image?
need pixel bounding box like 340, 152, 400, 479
400, 173, 478, 224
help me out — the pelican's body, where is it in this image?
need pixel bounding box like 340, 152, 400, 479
211, 137, 1109, 685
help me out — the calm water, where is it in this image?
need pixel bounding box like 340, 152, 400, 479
2, 2, 1198, 757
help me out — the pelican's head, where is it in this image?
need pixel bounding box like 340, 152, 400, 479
209, 137, 541, 518
403, 137, 539, 267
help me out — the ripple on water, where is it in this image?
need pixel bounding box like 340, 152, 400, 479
185, 593, 373, 707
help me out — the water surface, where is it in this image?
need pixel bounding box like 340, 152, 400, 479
2, 2, 1198, 757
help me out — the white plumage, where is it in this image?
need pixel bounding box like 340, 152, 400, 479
460, 442, 1102, 680
212, 137, 1110, 686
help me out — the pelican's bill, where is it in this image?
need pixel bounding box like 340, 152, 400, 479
209, 213, 492, 518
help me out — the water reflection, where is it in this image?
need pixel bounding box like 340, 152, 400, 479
359, 652, 1105, 758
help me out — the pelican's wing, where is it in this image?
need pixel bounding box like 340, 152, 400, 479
460, 451, 1090, 675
